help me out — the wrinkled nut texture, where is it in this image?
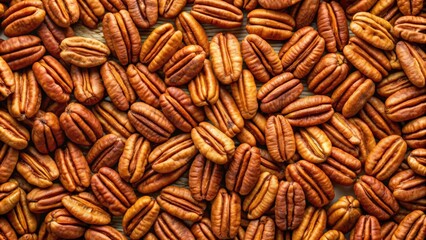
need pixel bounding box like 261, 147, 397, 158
191, 217, 217, 240
118, 134, 150, 184
0, 35, 46, 71
188, 59, 219, 107
93, 101, 135, 139
292, 206, 326, 240
77, 0, 106, 29
136, 164, 189, 194
377, 72, 413, 98
258, 0, 300, 10
246, 9, 295, 41
389, 169, 426, 203
0, 217, 18, 240
122, 196, 160, 240
231, 70, 258, 119
36, 15, 74, 59
27, 184, 69, 213
397, 0, 423, 16
350, 215, 381, 240
62, 192, 111, 225
320, 230, 346, 240
43, 0, 80, 27
71, 66, 104, 106
44, 208, 86, 239
159, 0, 185, 19
391, 210, 426, 240
396, 41, 426, 88
154, 212, 195, 240
60, 36, 110, 68
7, 188, 37, 235
275, 181, 306, 231
1, 0, 45, 37
0, 181, 21, 215
244, 216, 275, 240
265, 115, 296, 162
407, 148, 426, 176
176, 11, 209, 55
0, 109, 30, 150
99, 0, 126, 13
385, 86, 426, 122
0, 143, 19, 183
191, 0, 243, 28
282, 95, 334, 127
295, 126, 332, 164
237, 113, 267, 147
317, 1, 349, 52
393, 16, 426, 44
189, 154, 223, 202
289, 0, 320, 29
32, 111, 65, 154
87, 134, 125, 172
0, 56, 14, 101
124, 0, 158, 29
381, 221, 398, 240
327, 196, 362, 233
84, 225, 127, 240
211, 188, 241, 239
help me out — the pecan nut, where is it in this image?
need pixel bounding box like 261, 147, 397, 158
154, 212, 195, 240
159, 0, 185, 19
0, 181, 21, 215
245, 216, 275, 240
71, 66, 105, 106
211, 188, 241, 239
77, 0, 106, 29
258, 0, 300, 9
282, 95, 334, 127
27, 184, 69, 213
60, 36, 110, 67
317, 1, 349, 52
327, 196, 362, 233
377, 72, 413, 98
395, 41, 426, 88
62, 192, 111, 225
393, 16, 426, 44
292, 206, 326, 240
0, 35, 46, 71
188, 60, 219, 107
36, 15, 74, 59
7, 188, 37, 235
87, 134, 125, 172
0, 218, 18, 240
0, 56, 14, 101
350, 215, 381, 240
385, 86, 426, 122
230, 70, 258, 119
122, 196, 160, 239
124, 0, 158, 28
191, 0, 243, 28
275, 181, 306, 231
295, 126, 332, 164
1, 0, 45, 37
175, 11, 209, 55
99, 0, 126, 12
289, 0, 320, 29
246, 9, 295, 41
93, 100, 135, 139
391, 210, 426, 240
85, 225, 127, 240
32, 111, 65, 154
44, 208, 86, 239
0, 143, 19, 183
42, 0, 80, 27
118, 134, 150, 184
265, 115, 296, 162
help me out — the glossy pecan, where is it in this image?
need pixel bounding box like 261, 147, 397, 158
292, 206, 326, 240
176, 11, 209, 55
27, 184, 69, 213
0, 56, 14, 101
139, 23, 182, 72
377, 72, 413, 98
101, 61, 136, 111
381, 221, 398, 240
16, 147, 59, 188
99, 0, 126, 12
7, 188, 37, 235
93, 101, 135, 139
393, 16, 426, 44
327, 196, 362, 233
85, 225, 127, 240
349, 118, 378, 162
237, 113, 267, 146
282, 95, 334, 127
0, 143, 19, 183
246, 9, 295, 41
0, 35, 45, 71
265, 115, 296, 162
44, 208, 86, 239
317, 1, 349, 52
389, 169, 426, 206
354, 175, 399, 220
0, 181, 21, 215
307, 53, 349, 94
403, 115, 426, 150
391, 210, 426, 240
188, 60, 219, 107
258, 0, 299, 9
279, 26, 325, 79
191, 0, 243, 28
71, 66, 104, 106
77, 0, 105, 29
0, 218, 18, 240
244, 216, 275, 240
1, 0, 45, 37
259, 148, 285, 180
320, 230, 345, 240
159, 0, 185, 18
189, 154, 223, 202
36, 15, 74, 59
32, 111, 64, 154
127, 63, 166, 108
230, 70, 258, 120
118, 133, 150, 184
396, 41, 426, 88
62, 192, 111, 225
122, 196, 160, 239
124, 0, 158, 28
289, 0, 320, 29
86, 134, 125, 172
91, 167, 137, 215
295, 126, 332, 164
349, 215, 381, 240
346, 0, 394, 18
154, 212, 195, 240
191, 217, 217, 240
59, 102, 103, 146
103, 10, 141, 65
397, 0, 423, 15
286, 160, 335, 208
60, 36, 110, 67
42, 0, 80, 27
407, 149, 426, 176
275, 181, 305, 231
211, 188, 241, 239
385, 86, 426, 122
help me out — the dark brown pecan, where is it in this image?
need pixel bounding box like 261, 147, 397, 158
118, 133, 150, 184
122, 196, 159, 239
393, 16, 426, 44
16, 147, 59, 188
0, 181, 21, 215
1, 0, 45, 37
43, 0, 80, 27
286, 160, 335, 208
77, 0, 105, 29
101, 61, 136, 111
225, 144, 260, 196
87, 134, 125, 172
7, 188, 37, 235
91, 167, 137, 216
403, 117, 426, 149
265, 115, 296, 163
62, 192, 111, 225
275, 181, 305, 231
0, 35, 45, 71
289, 0, 320, 29
191, 0, 243, 28
331, 71, 375, 118
154, 212, 195, 240
139, 23, 182, 72
27, 184, 69, 213
99, 0, 126, 12
279, 26, 324, 79
317, 1, 349, 52
354, 175, 399, 220
381, 221, 398, 240
189, 154, 223, 202
377, 72, 413, 98
175, 11, 209, 55
148, 134, 197, 173
307, 53, 349, 94
327, 196, 362, 233
124, 0, 157, 28
0, 109, 30, 150
59, 102, 103, 146
282, 95, 334, 127
37, 15, 74, 59
44, 208, 86, 239
292, 206, 326, 240
230, 70, 258, 119
103, 10, 141, 65
0, 218, 18, 240
71, 66, 104, 106
92, 101, 134, 139
391, 210, 426, 240
385, 86, 426, 122
0, 143, 19, 183
396, 41, 426, 88
32, 111, 64, 154
128, 102, 175, 144
60, 36, 110, 67
246, 9, 295, 41
389, 169, 426, 206
244, 216, 275, 240
295, 126, 332, 164
85, 225, 127, 240
0, 56, 14, 101
350, 215, 381, 240
211, 188, 241, 239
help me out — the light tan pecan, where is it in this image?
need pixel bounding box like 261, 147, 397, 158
62, 192, 111, 225
77, 0, 105, 29
60, 36, 110, 68
327, 196, 362, 233
122, 196, 160, 239
0, 181, 21, 215
118, 133, 150, 184
295, 126, 332, 164
0, 143, 19, 183
292, 206, 326, 240
7, 188, 37, 235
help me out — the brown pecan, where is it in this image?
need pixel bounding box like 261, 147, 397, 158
91, 167, 137, 215
237, 113, 267, 146
189, 154, 223, 202
85, 225, 127, 240
175, 11, 209, 55
148, 134, 197, 173
0, 35, 45, 71
7, 188, 37, 235
0, 181, 21, 215
16, 147, 59, 188
307, 53, 349, 94
359, 97, 401, 140
210, 32, 242, 85
233, 0, 257, 10
59, 102, 103, 146
244, 216, 275, 240
36, 15, 74, 59
60, 36, 110, 67
77, 0, 105, 29
122, 196, 160, 239
191, 0, 243, 28
286, 160, 335, 207
127, 63, 166, 108
292, 206, 326, 240
0, 218, 18, 240
397, 0, 423, 15
392, 210, 426, 239
103, 10, 141, 65
289, 0, 320, 29
191, 217, 217, 240
282, 95, 334, 127
243, 172, 279, 219
128, 102, 175, 144
275, 181, 305, 231
295, 126, 332, 164
242, 34, 282, 83
385, 86, 426, 122
225, 144, 260, 196
230, 70, 258, 119
317, 1, 349, 52
389, 169, 426, 211
258, 0, 299, 9
0, 56, 14, 101
354, 175, 399, 220
265, 115, 296, 163
99, 0, 126, 12
93, 101, 135, 139
320, 230, 345, 240
319, 147, 362, 185
348, 117, 375, 162
393, 16, 426, 44
343, 37, 391, 82
44, 208, 86, 239
211, 188, 241, 239
87, 134, 125, 172
279, 26, 324, 78
331, 71, 375, 118
377, 72, 413, 98
118, 133, 150, 184
346, 0, 393, 18
101, 61, 136, 111
327, 196, 362, 233
154, 212, 195, 240
159, 0, 185, 19
62, 192, 111, 225
257, 72, 302, 113
350, 215, 381, 240
396, 41, 426, 88
188, 60, 219, 107
407, 149, 426, 176
139, 23, 182, 72
27, 184, 69, 213
0, 143, 19, 183
246, 9, 295, 41
71, 66, 104, 106
1, 0, 45, 37
124, 0, 158, 28
43, 0, 79, 27
10, 173, 33, 194
365, 135, 407, 181
381, 221, 398, 240
259, 149, 285, 180
32, 111, 64, 154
